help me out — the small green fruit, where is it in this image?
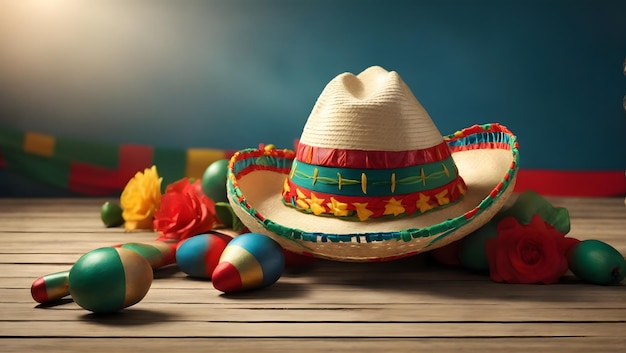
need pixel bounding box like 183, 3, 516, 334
100, 201, 124, 228
201, 159, 229, 203
567, 239, 626, 285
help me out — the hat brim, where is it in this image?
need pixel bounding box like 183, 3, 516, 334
227, 123, 519, 262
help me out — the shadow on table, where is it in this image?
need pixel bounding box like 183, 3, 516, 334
81, 308, 178, 326
219, 281, 311, 300
287, 254, 625, 303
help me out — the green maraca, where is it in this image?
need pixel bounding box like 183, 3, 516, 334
69, 247, 153, 313
567, 239, 626, 285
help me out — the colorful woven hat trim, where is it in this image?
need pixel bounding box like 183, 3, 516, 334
281, 153, 466, 220
445, 123, 516, 153
230, 148, 295, 180
286, 155, 461, 196
295, 141, 452, 169
282, 176, 466, 221
227, 123, 519, 248
284, 134, 465, 221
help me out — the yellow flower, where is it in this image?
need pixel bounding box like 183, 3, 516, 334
120, 165, 163, 230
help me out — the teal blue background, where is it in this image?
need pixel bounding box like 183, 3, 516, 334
0, 0, 624, 195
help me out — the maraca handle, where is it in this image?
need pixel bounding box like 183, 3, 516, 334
31, 240, 178, 304
31, 270, 70, 304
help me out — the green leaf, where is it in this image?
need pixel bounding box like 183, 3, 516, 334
215, 202, 245, 232
496, 190, 570, 234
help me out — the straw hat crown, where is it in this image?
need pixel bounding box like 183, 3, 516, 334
300, 66, 443, 151
283, 66, 467, 222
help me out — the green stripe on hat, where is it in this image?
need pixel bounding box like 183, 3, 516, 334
290, 156, 459, 197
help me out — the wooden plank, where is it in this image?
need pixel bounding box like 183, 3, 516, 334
0, 232, 158, 245
5, 282, 626, 308
0, 219, 119, 232
5, 303, 626, 323
1, 320, 625, 338
1, 253, 99, 263
2, 337, 625, 353
0, 197, 118, 210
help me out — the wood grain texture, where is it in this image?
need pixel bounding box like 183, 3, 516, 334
0, 197, 625, 352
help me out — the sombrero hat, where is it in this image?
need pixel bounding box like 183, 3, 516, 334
227, 66, 519, 262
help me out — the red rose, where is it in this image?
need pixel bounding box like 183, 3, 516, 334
485, 214, 579, 284
153, 178, 216, 241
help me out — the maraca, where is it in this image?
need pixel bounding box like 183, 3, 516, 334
212, 233, 285, 293
69, 246, 153, 313
31, 240, 177, 304
176, 232, 232, 279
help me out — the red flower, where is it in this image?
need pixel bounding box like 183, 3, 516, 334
153, 178, 216, 241
485, 214, 579, 284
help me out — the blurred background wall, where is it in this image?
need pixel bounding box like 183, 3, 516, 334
0, 0, 624, 196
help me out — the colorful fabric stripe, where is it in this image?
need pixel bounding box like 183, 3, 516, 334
0, 126, 235, 196
186, 148, 228, 180
0, 127, 24, 150
5, 150, 72, 192
515, 169, 626, 197
23, 132, 55, 157
68, 144, 153, 195
56, 136, 120, 168
295, 141, 452, 169
153, 148, 187, 188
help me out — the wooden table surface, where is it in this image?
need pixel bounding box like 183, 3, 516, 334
0, 197, 624, 352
